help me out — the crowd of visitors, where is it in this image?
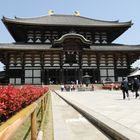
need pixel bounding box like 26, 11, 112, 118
60, 83, 94, 92
60, 77, 140, 100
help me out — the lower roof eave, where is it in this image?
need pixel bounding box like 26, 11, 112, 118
0, 44, 140, 52
84, 49, 140, 52
0, 43, 63, 51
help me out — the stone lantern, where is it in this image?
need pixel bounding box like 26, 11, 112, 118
82, 72, 91, 87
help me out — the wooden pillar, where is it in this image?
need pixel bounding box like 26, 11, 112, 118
41, 69, 44, 85
79, 69, 83, 84
4, 52, 9, 84
59, 52, 64, 84
46, 69, 49, 84
92, 69, 95, 83
44, 97, 47, 110
41, 100, 44, 120
41, 52, 44, 85
31, 110, 37, 140
75, 69, 78, 83
79, 51, 82, 84
60, 69, 64, 84
96, 53, 100, 82
114, 54, 117, 81
41, 52, 44, 84
126, 54, 131, 70
21, 52, 25, 85
65, 69, 68, 84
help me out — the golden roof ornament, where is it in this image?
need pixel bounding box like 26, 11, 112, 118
48, 10, 54, 16
74, 11, 80, 16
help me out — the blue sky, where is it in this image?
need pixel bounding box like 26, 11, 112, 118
0, 0, 140, 68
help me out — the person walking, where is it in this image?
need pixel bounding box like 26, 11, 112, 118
60, 84, 65, 92
121, 78, 129, 100
132, 77, 140, 98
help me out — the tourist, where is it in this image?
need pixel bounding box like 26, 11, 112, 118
70, 84, 75, 91
132, 77, 140, 98
121, 78, 129, 100
65, 84, 70, 91
91, 84, 94, 91
60, 84, 64, 92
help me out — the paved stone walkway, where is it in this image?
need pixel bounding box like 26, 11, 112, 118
55, 89, 140, 135
51, 91, 112, 140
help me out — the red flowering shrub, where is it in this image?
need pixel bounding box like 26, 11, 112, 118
102, 83, 120, 90
0, 85, 49, 122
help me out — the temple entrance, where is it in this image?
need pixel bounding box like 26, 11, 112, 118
64, 69, 78, 84
44, 69, 60, 84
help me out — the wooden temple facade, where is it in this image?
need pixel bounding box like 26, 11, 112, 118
0, 13, 140, 85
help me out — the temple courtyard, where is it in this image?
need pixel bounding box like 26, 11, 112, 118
51, 89, 140, 139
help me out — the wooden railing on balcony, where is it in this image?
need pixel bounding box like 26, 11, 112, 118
0, 91, 49, 140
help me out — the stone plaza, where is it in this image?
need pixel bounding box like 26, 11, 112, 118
51, 89, 140, 139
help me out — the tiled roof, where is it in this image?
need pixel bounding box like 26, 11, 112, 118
2, 15, 132, 27
0, 43, 140, 51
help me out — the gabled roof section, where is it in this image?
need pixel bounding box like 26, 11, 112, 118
2, 14, 132, 27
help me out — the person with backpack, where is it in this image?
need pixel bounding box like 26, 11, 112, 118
121, 77, 129, 100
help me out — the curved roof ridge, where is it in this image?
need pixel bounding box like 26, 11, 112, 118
2, 16, 15, 21
75, 15, 120, 23
11, 14, 76, 20
78, 15, 132, 24
14, 15, 50, 20
51, 14, 120, 23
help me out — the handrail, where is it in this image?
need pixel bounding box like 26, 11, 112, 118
0, 92, 49, 140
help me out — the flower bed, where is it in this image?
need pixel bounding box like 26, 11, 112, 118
102, 85, 113, 90
0, 85, 48, 122
102, 84, 120, 90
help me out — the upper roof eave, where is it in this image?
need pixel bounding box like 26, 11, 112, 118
2, 15, 132, 27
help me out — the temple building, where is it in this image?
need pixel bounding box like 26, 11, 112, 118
0, 12, 140, 85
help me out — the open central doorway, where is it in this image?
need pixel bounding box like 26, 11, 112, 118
64, 69, 78, 84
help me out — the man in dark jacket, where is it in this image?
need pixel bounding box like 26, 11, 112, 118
121, 78, 129, 100
132, 77, 140, 98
